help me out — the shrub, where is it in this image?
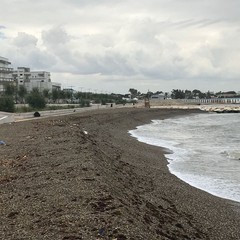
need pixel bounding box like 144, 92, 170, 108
0, 96, 15, 112
26, 91, 46, 109
80, 99, 90, 107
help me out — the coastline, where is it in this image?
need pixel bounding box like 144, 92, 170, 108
0, 108, 240, 239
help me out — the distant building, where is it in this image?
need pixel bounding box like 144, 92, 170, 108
62, 88, 77, 94
12, 67, 31, 86
216, 91, 237, 98
12, 67, 61, 93
1, 56, 61, 93
151, 93, 165, 100
0, 56, 14, 92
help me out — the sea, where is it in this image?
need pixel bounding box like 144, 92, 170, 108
129, 112, 240, 203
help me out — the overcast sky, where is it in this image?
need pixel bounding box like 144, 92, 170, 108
1, 0, 240, 94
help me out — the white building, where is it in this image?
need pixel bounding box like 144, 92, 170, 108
0, 56, 14, 92
12, 67, 31, 86
12, 67, 61, 93
151, 93, 165, 100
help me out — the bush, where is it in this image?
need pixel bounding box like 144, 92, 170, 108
15, 106, 32, 113
0, 96, 15, 112
80, 99, 90, 107
26, 91, 46, 109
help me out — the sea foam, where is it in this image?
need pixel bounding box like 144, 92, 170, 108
129, 113, 240, 203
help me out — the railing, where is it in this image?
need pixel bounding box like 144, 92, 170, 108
183, 98, 240, 104
0, 77, 13, 82
150, 98, 240, 106
0, 67, 13, 72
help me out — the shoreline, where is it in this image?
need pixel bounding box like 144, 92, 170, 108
130, 112, 240, 204
1, 108, 240, 239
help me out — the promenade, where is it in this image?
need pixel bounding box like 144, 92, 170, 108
1, 98, 239, 125
0, 102, 142, 125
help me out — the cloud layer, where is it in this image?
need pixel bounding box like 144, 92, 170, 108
1, 0, 240, 93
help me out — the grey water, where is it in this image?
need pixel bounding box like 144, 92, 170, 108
129, 113, 240, 203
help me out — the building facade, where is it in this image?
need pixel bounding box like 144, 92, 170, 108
12, 67, 61, 93
1, 57, 61, 93
0, 56, 14, 92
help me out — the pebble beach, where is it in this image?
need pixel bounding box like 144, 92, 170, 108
1, 108, 240, 240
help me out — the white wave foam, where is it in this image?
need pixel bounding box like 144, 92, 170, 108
129, 113, 240, 203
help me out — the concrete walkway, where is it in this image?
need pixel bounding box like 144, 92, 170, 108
0, 112, 15, 124
0, 103, 142, 125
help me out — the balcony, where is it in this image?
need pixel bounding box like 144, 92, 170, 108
0, 77, 13, 82
0, 67, 13, 73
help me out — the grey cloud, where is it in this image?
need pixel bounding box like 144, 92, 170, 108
1, 0, 240, 92
3, 31, 58, 70
171, 19, 222, 29
40, 21, 240, 86
42, 26, 70, 46
13, 32, 38, 47
0, 33, 5, 39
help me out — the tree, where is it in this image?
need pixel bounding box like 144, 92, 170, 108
184, 90, 192, 99
4, 83, 15, 96
154, 91, 163, 95
26, 88, 46, 109
59, 90, 66, 101
18, 85, 27, 103
192, 89, 201, 98
0, 96, 15, 112
206, 91, 212, 99
52, 89, 60, 103
171, 89, 185, 99
43, 89, 50, 101
129, 88, 138, 98
146, 91, 153, 99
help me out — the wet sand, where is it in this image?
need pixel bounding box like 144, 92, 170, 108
0, 108, 240, 240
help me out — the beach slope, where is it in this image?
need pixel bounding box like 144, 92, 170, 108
0, 108, 240, 239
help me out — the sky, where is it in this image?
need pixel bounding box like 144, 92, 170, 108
1, 0, 240, 94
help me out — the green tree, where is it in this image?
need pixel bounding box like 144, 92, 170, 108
192, 89, 201, 98
0, 96, 15, 112
206, 91, 212, 99
26, 88, 46, 109
129, 88, 138, 98
80, 99, 90, 107
52, 89, 60, 103
4, 83, 15, 96
184, 90, 192, 99
18, 85, 27, 103
171, 89, 185, 99
59, 90, 66, 102
43, 89, 50, 100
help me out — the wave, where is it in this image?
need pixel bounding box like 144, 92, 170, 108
129, 113, 240, 203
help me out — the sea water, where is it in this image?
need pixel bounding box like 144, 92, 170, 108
129, 113, 240, 203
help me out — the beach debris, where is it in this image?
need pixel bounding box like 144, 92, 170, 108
81, 129, 88, 135
34, 111, 41, 117
98, 228, 106, 237
16, 155, 28, 161
0, 140, 6, 145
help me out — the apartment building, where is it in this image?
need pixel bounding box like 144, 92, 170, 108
12, 67, 61, 93
0, 56, 14, 92
1, 56, 62, 94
